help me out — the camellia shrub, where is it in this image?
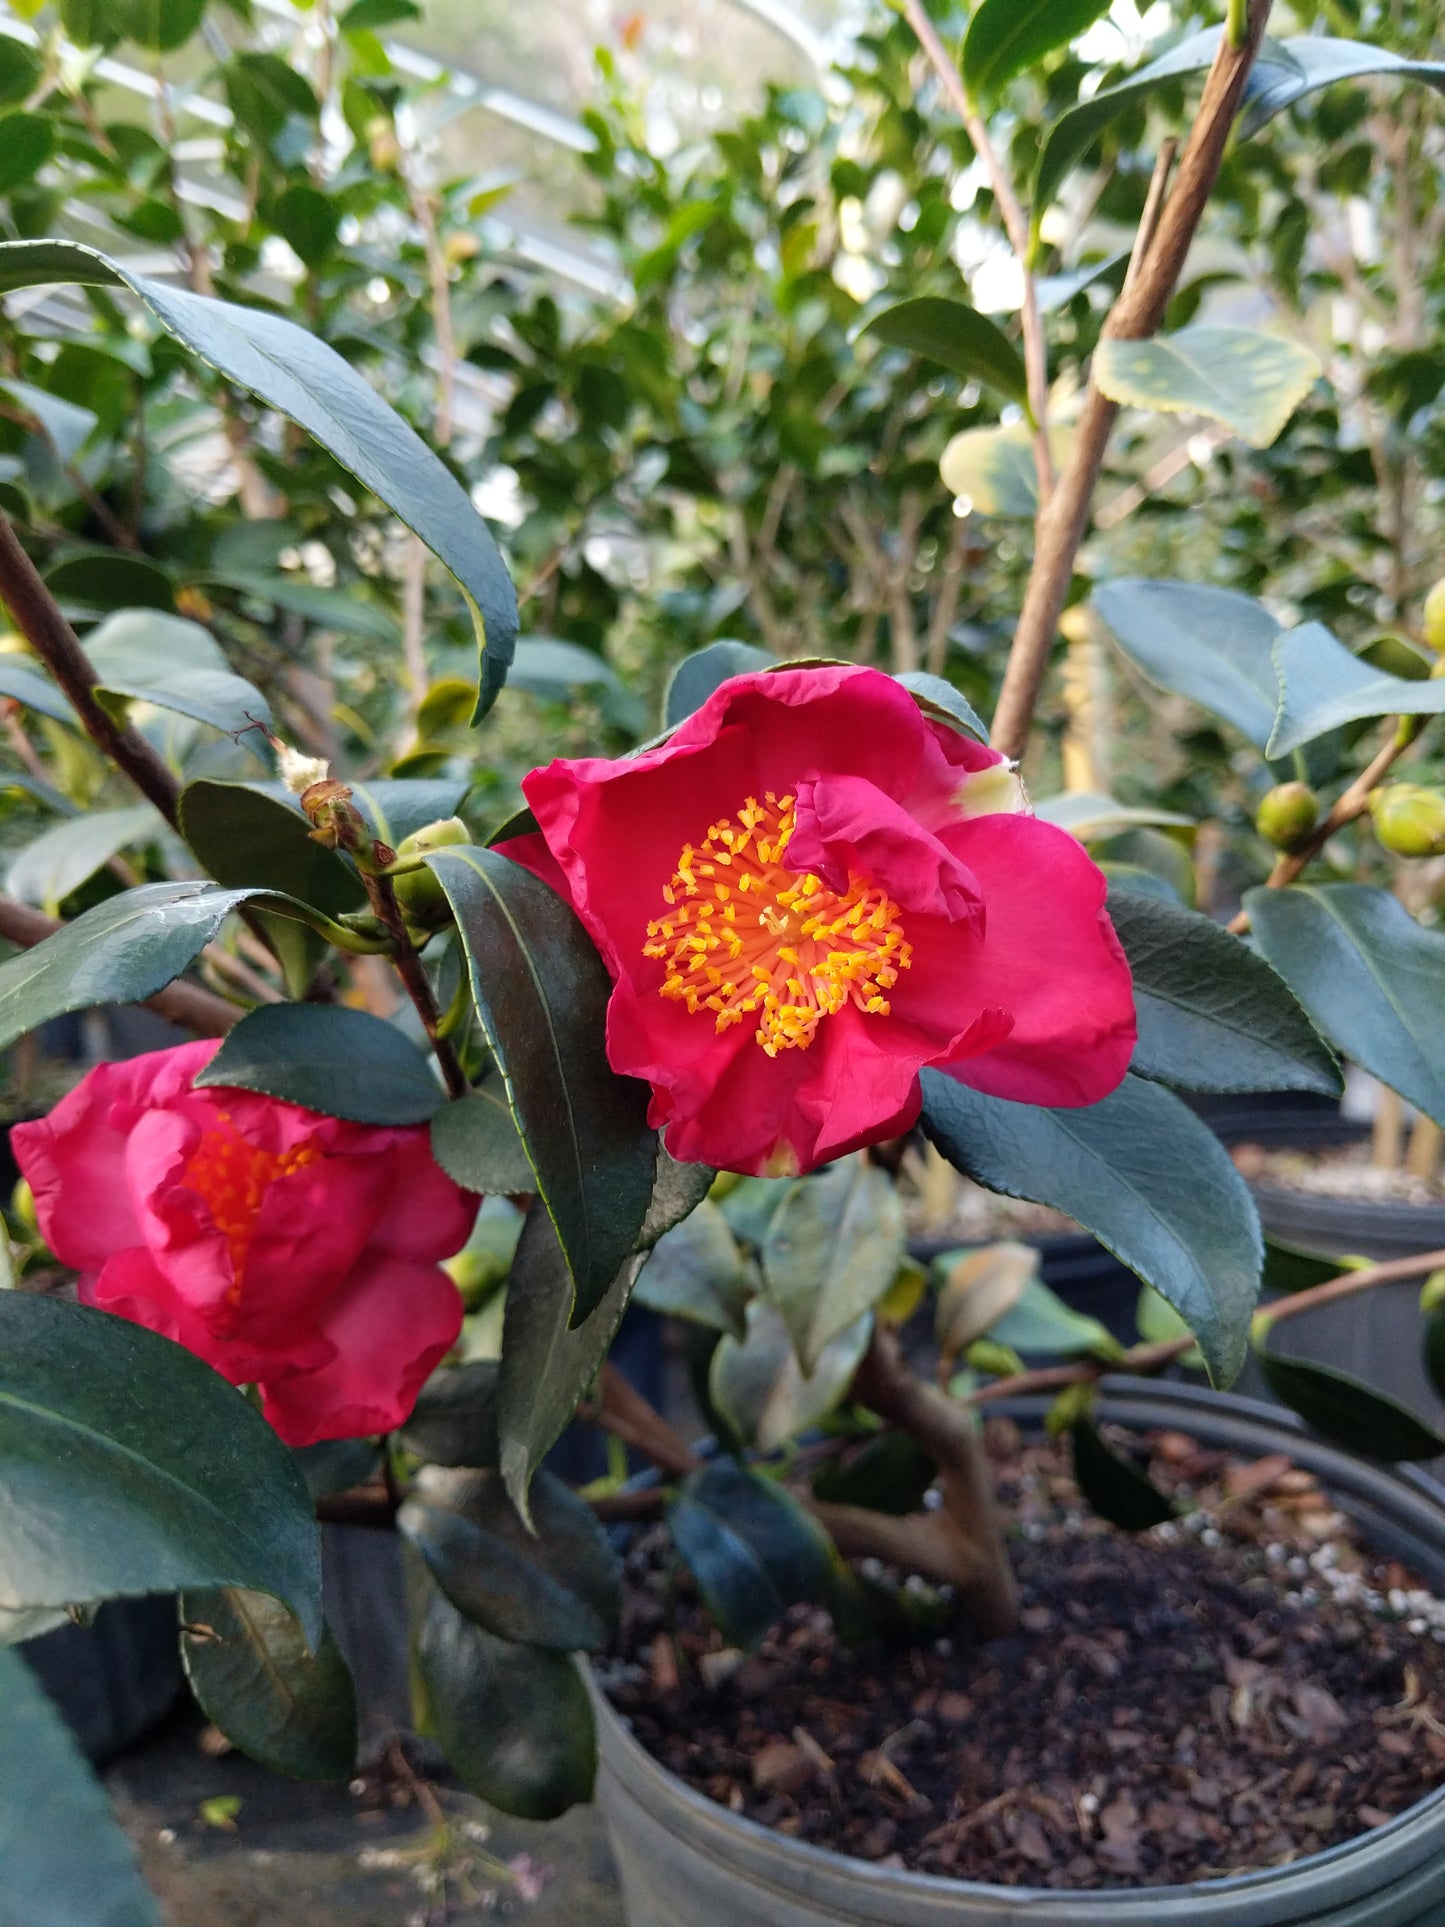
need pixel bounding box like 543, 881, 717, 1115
6, 0, 1445, 1917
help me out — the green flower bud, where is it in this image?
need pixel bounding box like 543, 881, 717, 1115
391, 818, 470, 928
443, 1246, 510, 1312
10, 1177, 35, 1235
1370, 783, 1445, 858
1424, 577, 1445, 653
1255, 781, 1319, 853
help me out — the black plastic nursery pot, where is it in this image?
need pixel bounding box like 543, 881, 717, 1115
1249, 1185, 1445, 1264
593, 1380, 1445, 1927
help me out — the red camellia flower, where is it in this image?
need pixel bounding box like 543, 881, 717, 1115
510, 665, 1136, 1177
12, 1040, 474, 1446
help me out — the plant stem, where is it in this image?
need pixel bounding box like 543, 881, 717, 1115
0, 513, 182, 828
0, 893, 239, 1035
963, 1334, 1196, 1407
900, 0, 1053, 505
1253, 1246, 1445, 1331
989, 0, 1274, 760
360, 871, 467, 1097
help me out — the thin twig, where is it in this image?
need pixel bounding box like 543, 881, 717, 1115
962, 1335, 1195, 1407
360, 871, 467, 1097
1253, 1248, 1445, 1331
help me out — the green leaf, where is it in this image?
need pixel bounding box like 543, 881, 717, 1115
180, 780, 361, 915
224, 52, 319, 139
762, 1160, 905, 1372
1257, 1348, 1445, 1460
430, 1086, 534, 1195
0, 1295, 321, 1643
963, 0, 1113, 108
1036, 791, 1195, 840
291, 1437, 380, 1500
196, 1003, 444, 1125
1092, 579, 1280, 748
0, 1642, 160, 1927
496, 1206, 643, 1516
180, 1590, 357, 1781
1107, 883, 1341, 1096
939, 423, 1040, 517
1035, 30, 1221, 210
921, 1072, 1261, 1386
1094, 328, 1320, 449
858, 297, 1028, 406
0, 879, 303, 1051
634, 1199, 751, 1339
341, 0, 421, 29
1246, 884, 1445, 1130
1135, 1285, 1204, 1368
425, 846, 655, 1323
44, 550, 176, 614
668, 1458, 836, 1650
272, 184, 339, 272
811, 1431, 937, 1517
0, 376, 97, 463
0, 112, 54, 195
400, 1466, 619, 1651
399, 1360, 499, 1468
86, 609, 272, 741
663, 639, 772, 730
344, 779, 468, 847
717, 1175, 797, 1249
1071, 1418, 1175, 1531
710, 1299, 871, 1452
206, 570, 399, 644
894, 670, 989, 743
0, 38, 42, 107
6, 803, 161, 914
0, 240, 517, 718
1268, 622, 1445, 757
417, 1585, 595, 1820
988, 1277, 1122, 1359
0, 656, 75, 723
1239, 37, 1445, 140
509, 636, 627, 699
638, 1146, 718, 1248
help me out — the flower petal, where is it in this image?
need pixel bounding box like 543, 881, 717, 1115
789, 772, 983, 924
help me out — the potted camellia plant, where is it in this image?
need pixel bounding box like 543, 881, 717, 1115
6, 3, 1445, 1926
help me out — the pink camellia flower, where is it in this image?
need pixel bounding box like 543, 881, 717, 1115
509, 664, 1136, 1177
12, 1040, 474, 1447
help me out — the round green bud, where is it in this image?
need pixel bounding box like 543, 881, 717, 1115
1424, 578, 1445, 653
444, 1247, 510, 1312
1255, 781, 1319, 853
1370, 783, 1445, 858
391, 818, 470, 928
10, 1177, 35, 1235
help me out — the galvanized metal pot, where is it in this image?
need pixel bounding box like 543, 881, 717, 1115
594, 1381, 1445, 1927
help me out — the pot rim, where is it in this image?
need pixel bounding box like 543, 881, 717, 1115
595, 1377, 1445, 1916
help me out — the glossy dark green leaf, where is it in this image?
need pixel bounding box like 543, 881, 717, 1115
425, 845, 655, 1322
399, 1361, 499, 1468
858, 297, 1027, 405
291, 1437, 381, 1500
496, 1205, 642, 1516
634, 1198, 751, 1339
0, 1643, 159, 1927
180, 780, 361, 914
894, 671, 989, 743
663, 638, 772, 729
1268, 621, 1445, 757
0, 879, 302, 1051
1094, 329, 1320, 449
0, 1295, 321, 1642
6, 804, 161, 915
1262, 1236, 1352, 1297
710, 1298, 871, 1452
1258, 1348, 1445, 1460
86, 609, 271, 741
637, 1147, 717, 1248
400, 1466, 619, 1650
1071, 1417, 1176, 1531
417, 1586, 595, 1820
669, 1459, 835, 1651
963, 0, 1112, 107
1107, 883, 1340, 1096
921, 1072, 1261, 1386
0, 113, 54, 196
430, 1086, 534, 1194
0, 240, 517, 717
762, 1159, 906, 1371
1247, 884, 1445, 1130
1092, 579, 1279, 748
196, 1003, 444, 1125
1238, 37, 1445, 139
180, 1590, 356, 1781
811, 1431, 937, 1517
342, 778, 468, 847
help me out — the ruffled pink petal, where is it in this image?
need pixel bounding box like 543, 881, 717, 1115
258, 1255, 463, 1447
930, 815, 1135, 1107
231, 1150, 392, 1341
366, 1130, 478, 1261
12, 1082, 146, 1271
789, 772, 983, 925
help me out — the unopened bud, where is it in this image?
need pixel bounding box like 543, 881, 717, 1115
444, 1247, 509, 1312
1256, 781, 1319, 853
1370, 783, 1445, 858
442, 230, 480, 268
365, 116, 400, 173
10, 1178, 35, 1236
391, 817, 471, 928
1423, 577, 1445, 653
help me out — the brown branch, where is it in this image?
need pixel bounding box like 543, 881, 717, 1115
0, 514, 182, 828
990, 1, 1274, 760
360, 871, 466, 1098
963, 1334, 1195, 1407
586, 1363, 703, 1479
0, 894, 239, 1036
1253, 1247, 1445, 1331
900, 0, 1053, 505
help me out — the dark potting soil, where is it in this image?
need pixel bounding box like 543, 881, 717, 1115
601, 1422, 1445, 1890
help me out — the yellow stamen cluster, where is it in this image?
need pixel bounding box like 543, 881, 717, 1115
184, 1118, 322, 1299
643, 792, 911, 1055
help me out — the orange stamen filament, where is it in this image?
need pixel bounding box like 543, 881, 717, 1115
183, 1118, 321, 1298
642, 792, 911, 1054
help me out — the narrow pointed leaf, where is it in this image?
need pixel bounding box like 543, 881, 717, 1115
180, 1590, 357, 1781
859, 297, 1028, 404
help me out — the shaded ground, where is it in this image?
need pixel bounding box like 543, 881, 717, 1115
106, 1705, 625, 1927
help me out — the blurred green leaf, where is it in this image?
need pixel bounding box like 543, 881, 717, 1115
664, 639, 772, 730
1258, 1347, 1445, 1460
181, 1590, 357, 1782
669, 1458, 836, 1649
811, 1431, 937, 1517
963, 0, 1112, 107
859, 297, 1028, 405
762, 1160, 905, 1372
1093, 579, 1280, 749
710, 1298, 870, 1452
400, 1360, 499, 1468
87, 609, 272, 742
635, 1199, 751, 1338
1071, 1417, 1176, 1530
1094, 329, 1320, 448
6, 803, 160, 915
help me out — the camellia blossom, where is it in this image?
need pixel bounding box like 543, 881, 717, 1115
12, 1040, 474, 1446
509, 664, 1135, 1177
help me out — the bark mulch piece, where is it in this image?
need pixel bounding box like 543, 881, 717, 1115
601, 1422, 1445, 1890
